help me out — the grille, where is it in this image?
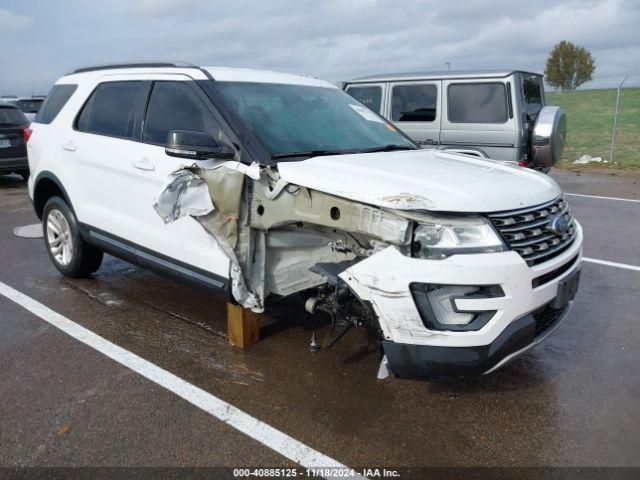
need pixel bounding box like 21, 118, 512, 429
488, 197, 577, 266
532, 304, 565, 336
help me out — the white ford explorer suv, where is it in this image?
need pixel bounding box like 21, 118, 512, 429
27, 63, 583, 378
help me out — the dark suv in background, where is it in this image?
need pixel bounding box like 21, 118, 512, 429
0, 104, 31, 180
8, 96, 45, 122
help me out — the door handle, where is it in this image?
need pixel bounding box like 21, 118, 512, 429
132, 158, 155, 171
62, 141, 76, 152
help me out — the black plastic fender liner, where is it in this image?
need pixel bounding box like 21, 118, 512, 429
32, 171, 75, 219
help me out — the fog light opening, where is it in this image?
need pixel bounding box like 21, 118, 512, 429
427, 286, 478, 325
410, 283, 503, 332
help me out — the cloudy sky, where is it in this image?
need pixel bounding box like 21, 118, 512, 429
1, 0, 638, 95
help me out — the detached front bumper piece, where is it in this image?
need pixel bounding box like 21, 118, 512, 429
383, 298, 576, 378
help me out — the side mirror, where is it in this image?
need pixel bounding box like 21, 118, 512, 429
165, 130, 234, 160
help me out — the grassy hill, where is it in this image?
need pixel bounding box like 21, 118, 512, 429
546, 88, 640, 171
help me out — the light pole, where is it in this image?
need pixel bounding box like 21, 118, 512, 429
445, 62, 451, 71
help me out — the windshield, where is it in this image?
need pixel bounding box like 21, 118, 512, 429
215, 81, 415, 159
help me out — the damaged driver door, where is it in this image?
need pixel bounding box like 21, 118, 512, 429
128, 78, 232, 284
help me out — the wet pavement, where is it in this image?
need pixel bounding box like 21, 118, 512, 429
0, 170, 639, 470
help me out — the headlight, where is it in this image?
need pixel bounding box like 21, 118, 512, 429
412, 214, 506, 259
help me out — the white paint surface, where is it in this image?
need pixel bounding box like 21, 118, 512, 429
0, 280, 363, 478
340, 226, 583, 347
278, 149, 561, 212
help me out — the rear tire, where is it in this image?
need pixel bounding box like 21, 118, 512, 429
43, 196, 103, 278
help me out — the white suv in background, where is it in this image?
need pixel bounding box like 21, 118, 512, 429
27, 63, 582, 378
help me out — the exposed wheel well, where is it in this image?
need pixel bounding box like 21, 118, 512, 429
33, 175, 71, 220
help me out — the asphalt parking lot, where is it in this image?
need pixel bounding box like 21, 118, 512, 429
0, 169, 638, 476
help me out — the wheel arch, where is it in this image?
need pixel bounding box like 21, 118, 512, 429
33, 171, 74, 220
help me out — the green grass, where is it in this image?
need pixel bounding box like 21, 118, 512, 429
546, 88, 640, 171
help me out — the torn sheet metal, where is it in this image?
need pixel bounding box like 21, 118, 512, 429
154, 162, 262, 311
218, 160, 262, 180
193, 165, 261, 311
153, 168, 214, 224
250, 173, 411, 246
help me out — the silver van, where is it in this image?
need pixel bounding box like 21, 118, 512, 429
343, 70, 566, 171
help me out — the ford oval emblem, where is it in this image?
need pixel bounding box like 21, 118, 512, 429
548, 214, 570, 235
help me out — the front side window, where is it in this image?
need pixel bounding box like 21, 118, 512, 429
216, 82, 414, 159
76, 81, 148, 138
143, 81, 220, 145
34, 84, 77, 124
345, 85, 382, 113
448, 83, 508, 123
522, 74, 543, 117
391, 84, 437, 122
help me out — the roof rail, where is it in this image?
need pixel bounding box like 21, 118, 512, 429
69, 61, 197, 74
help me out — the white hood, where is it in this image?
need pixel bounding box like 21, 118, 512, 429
276, 149, 561, 213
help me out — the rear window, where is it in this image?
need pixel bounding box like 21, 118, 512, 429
15, 99, 44, 114
0, 106, 28, 125
345, 85, 382, 113
448, 83, 508, 123
34, 84, 77, 124
522, 74, 543, 117
391, 84, 437, 122
76, 81, 148, 139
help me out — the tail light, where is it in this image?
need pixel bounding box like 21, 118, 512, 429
518, 153, 528, 167
22, 126, 32, 143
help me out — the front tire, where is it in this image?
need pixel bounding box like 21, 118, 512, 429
43, 196, 103, 278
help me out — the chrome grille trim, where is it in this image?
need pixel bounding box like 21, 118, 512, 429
488, 197, 577, 266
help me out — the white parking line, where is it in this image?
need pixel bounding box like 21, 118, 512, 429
566, 193, 640, 203
583, 257, 640, 272
0, 280, 364, 479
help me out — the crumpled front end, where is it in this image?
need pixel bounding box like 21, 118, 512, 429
339, 224, 583, 378
153, 160, 582, 379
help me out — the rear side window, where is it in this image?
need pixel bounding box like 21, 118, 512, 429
0, 106, 28, 125
76, 81, 148, 139
448, 83, 508, 123
346, 85, 382, 113
34, 84, 77, 124
143, 81, 220, 145
391, 84, 437, 122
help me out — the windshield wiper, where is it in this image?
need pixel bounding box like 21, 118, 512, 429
357, 144, 418, 154
271, 150, 349, 160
